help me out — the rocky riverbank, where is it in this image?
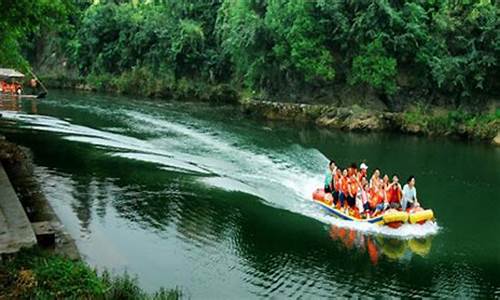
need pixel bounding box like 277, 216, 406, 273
33, 74, 500, 145
241, 99, 500, 145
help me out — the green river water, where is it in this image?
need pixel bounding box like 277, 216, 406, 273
0, 91, 499, 298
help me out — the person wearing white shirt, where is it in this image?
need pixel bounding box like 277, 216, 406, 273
402, 176, 419, 211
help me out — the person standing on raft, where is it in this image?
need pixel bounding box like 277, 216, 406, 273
324, 161, 336, 194
323, 161, 337, 205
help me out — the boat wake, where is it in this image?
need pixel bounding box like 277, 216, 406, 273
0, 107, 439, 238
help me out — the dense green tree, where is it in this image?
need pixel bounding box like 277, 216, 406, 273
0, 0, 73, 69
350, 37, 398, 94
73, 1, 226, 82
15, 0, 499, 104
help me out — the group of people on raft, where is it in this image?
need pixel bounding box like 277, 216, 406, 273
323, 160, 422, 218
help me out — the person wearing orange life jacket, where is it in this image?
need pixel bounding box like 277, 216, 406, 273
386, 175, 403, 209
348, 162, 358, 177
332, 168, 342, 206
369, 168, 380, 189
338, 169, 349, 208
356, 182, 371, 217
381, 174, 390, 201
346, 172, 358, 209
358, 163, 368, 181
370, 178, 389, 216
368, 185, 379, 209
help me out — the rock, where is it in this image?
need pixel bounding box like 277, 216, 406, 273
457, 124, 467, 135
404, 123, 422, 134
242, 99, 498, 145
324, 108, 337, 118
346, 115, 383, 131
336, 108, 352, 121
493, 132, 500, 146
316, 116, 341, 127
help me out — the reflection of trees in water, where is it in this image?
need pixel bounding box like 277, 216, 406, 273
26, 133, 236, 241
65, 162, 238, 246
0, 98, 38, 113
69, 176, 117, 235
71, 175, 95, 235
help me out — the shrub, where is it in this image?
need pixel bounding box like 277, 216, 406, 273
0, 248, 181, 300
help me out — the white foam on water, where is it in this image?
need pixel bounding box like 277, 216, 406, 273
111, 152, 212, 175
119, 110, 440, 238
303, 205, 440, 239
0, 109, 440, 238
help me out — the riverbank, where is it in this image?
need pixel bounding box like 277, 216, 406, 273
40, 73, 239, 104
241, 99, 500, 145
0, 136, 180, 299
38, 74, 500, 145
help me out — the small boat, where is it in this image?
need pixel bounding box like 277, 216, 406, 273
0, 68, 47, 99
312, 188, 434, 228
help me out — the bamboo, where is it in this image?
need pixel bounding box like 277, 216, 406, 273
27, 69, 48, 94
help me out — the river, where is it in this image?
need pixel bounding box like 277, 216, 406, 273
1, 91, 499, 298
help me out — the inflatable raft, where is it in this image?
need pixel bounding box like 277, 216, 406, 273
312, 188, 434, 228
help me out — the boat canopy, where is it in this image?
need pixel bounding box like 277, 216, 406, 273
0, 68, 25, 79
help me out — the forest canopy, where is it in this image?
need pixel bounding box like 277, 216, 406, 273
3, 0, 499, 104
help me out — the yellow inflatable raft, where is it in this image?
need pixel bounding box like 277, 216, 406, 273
382, 211, 409, 224
409, 209, 434, 224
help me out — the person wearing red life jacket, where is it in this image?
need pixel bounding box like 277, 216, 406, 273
386, 175, 403, 209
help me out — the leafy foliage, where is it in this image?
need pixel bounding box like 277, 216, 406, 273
0, 0, 73, 69
73, 1, 222, 81
217, 0, 499, 101
402, 106, 499, 139
3, 0, 499, 104
350, 37, 397, 94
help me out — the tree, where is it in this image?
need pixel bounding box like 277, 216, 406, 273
0, 0, 73, 70
350, 37, 397, 94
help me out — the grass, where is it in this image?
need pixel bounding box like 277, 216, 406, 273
43, 67, 239, 104
402, 105, 500, 140
0, 248, 181, 299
